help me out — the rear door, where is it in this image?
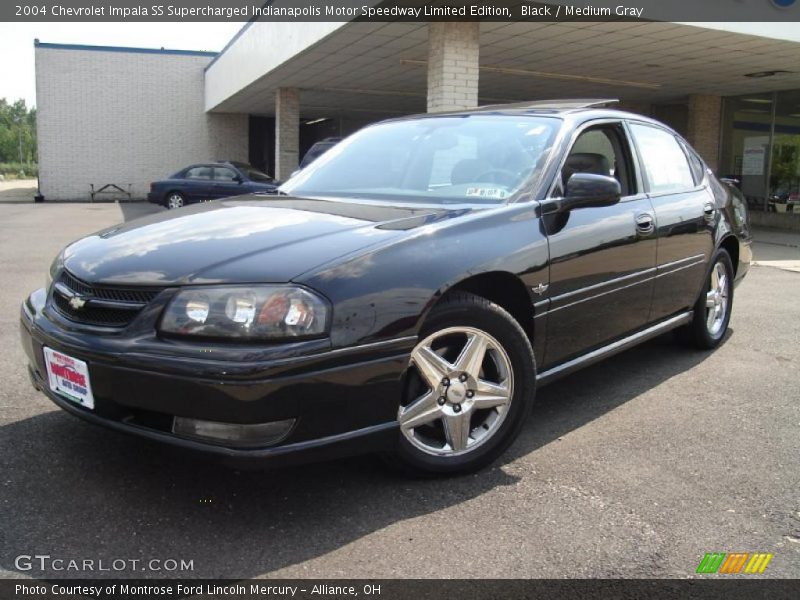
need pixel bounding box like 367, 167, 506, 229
542, 121, 657, 369
626, 122, 714, 321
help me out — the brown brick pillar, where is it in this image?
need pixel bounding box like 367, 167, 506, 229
275, 87, 300, 181
427, 22, 480, 113
686, 94, 722, 172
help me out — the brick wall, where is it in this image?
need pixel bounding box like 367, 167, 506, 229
427, 23, 479, 113
35, 46, 248, 201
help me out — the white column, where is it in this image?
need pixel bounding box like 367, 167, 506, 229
275, 87, 300, 181
427, 22, 479, 113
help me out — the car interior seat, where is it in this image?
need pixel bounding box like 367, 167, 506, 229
562, 152, 611, 187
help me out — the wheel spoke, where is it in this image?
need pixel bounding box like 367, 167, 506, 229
443, 412, 471, 451
400, 325, 515, 457
454, 332, 488, 378
472, 379, 511, 410
705, 291, 716, 308
717, 274, 727, 295
412, 345, 451, 390
399, 391, 441, 431
710, 266, 720, 291
706, 304, 717, 329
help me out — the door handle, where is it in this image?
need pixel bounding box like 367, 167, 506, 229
635, 213, 655, 235
703, 203, 717, 223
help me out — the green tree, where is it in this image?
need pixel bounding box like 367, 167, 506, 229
0, 98, 37, 164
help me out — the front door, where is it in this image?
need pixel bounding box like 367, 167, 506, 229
542, 122, 657, 369
213, 166, 245, 199
183, 165, 215, 202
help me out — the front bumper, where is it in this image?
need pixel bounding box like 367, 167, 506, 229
20, 289, 412, 468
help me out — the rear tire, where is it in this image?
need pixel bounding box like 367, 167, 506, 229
676, 248, 734, 350
390, 292, 536, 476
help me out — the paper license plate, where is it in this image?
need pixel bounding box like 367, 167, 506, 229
43, 347, 95, 410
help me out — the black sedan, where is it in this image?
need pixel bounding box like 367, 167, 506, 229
20, 100, 751, 475
147, 161, 279, 209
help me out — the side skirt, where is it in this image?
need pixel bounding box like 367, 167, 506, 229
536, 311, 693, 386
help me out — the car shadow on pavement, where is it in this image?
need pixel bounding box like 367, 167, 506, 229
0, 331, 727, 579
504, 330, 729, 464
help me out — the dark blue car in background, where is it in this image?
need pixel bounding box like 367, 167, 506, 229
148, 161, 279, 209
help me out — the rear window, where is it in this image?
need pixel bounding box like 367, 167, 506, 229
628, 123, 695, 194
680, 141, 706, 185
300, 143, 336, 169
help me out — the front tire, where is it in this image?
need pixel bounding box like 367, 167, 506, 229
677, 248, 734, 349
166, 192, 185, 209
392, 292, 536, 476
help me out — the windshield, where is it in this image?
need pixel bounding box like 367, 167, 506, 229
281, 115, 560, 204
231, 162, 274, 182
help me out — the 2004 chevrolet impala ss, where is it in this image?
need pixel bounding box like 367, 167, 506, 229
20, 100, 751, 475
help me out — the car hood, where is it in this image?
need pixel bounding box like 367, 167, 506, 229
62, 197, 470, 286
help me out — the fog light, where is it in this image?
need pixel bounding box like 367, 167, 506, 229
172, 417, 295, 448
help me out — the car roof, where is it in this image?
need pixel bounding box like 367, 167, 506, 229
381, 99, 671, 130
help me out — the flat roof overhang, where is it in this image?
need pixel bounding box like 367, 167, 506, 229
204, 20, 800, 119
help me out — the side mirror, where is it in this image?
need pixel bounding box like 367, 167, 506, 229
561, 173, 621, 211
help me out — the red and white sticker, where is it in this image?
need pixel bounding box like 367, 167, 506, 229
43, 347, 94, 410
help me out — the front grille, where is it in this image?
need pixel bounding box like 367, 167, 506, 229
51, 270, 162, 328
59, 270, 160, 304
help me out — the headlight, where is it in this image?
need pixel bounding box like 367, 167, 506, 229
47, 251, 64, 290
159, 286, 330, 340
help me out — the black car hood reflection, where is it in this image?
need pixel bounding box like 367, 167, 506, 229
63, 196, 471, 285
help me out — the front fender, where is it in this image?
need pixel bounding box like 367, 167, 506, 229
297, 203, 549, 348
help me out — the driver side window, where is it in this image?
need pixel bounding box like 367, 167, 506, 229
560, 124, 635, 197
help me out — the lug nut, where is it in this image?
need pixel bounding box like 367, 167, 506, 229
442, 377, 450, 386
466, 390, 474, 398
437, 396, 446, 406
453, 404, 462, 413
459, 373, 468, 382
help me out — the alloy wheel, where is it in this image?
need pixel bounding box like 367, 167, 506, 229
399, 326, 514, 457
705, 261, 729, 336
167, 194, 184, 209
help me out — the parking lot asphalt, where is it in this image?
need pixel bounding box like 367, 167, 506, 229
1, 202, 798, 579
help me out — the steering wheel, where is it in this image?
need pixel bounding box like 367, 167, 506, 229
474, 169, 519, 187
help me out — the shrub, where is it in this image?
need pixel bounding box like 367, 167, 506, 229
0, 162, 38, 179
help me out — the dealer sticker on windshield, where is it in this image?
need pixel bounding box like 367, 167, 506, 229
466, 187, 508, 199
43, 347, 94, 410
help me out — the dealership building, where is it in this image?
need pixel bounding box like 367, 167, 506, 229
35, 18, 800, 216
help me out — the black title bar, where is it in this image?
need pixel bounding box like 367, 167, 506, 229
4, 0, 800, 22
4, 579, 800, 600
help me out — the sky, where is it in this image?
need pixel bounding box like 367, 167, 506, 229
0, 22, 243, 107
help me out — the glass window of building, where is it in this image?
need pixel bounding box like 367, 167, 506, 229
720, 90, 800, 215
720, 93, 774, 210
770, 90, 800, 214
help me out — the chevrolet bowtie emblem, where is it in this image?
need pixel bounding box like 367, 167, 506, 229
69, 296, 87, 310
532, 283, 549, 295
